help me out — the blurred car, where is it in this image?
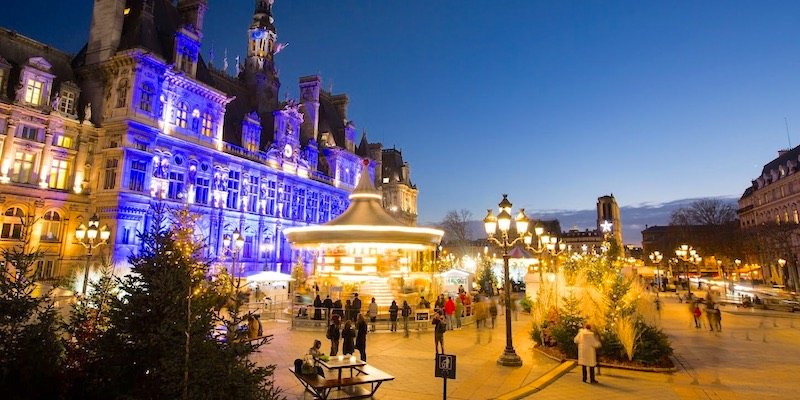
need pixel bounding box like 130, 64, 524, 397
759, 297, 798, 312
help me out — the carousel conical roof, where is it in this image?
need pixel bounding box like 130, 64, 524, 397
284, 160, 443, 249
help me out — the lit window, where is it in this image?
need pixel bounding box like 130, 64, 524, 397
52, 134, 73, 149
41, 210, 61, 241
11, 151, 35, 184
48, 159, 69, 189
247, 175, 259, 212
1, 207, 25, 239
176, 102, 188, 128
58, 91, 75, 114
36, 260, 56, 279
25, 78, 43, 105
202, 113, 213, 137
104, 158, 118, 190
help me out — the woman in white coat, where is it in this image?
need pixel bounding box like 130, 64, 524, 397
574, 323, 601, 383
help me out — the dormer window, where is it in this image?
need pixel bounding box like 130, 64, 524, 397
58, 90, 75, 114
25, 78, 44, 105
201, 112, 213, 137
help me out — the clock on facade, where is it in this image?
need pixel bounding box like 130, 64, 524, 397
283, 144, 293, 158
250, 30, 265, 40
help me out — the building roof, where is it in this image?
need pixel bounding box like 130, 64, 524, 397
0, 28, 76, 99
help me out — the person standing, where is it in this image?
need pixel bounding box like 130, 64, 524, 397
323, 294, 333, 321
344, 299, 353, 322
333, 296, 343, 319
355, 313, 368, 361
692, 302, 702, 329
352, 293, 362, 322
432, 312, 446, 354
389, 300, 399, 332
711, 303, 722, 332
444, 296, 456, 330
489, 298, 498, 329
401, 300, 411, 337
327, 315, 341, 356
341, 319, 355, 355
313, 294, 323, 320
454, 297, 463, 329
368, 298, 378, 332
574, 323, 601, 384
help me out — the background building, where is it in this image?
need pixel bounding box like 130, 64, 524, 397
0, 0, 418, 287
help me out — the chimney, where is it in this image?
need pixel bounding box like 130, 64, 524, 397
85, 0, 126, 65
299, 75, 321, 144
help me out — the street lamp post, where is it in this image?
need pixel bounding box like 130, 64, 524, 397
778, 258, 786, 290
75, 214, 111, 297
649, 251, 663, 294
734, 259, 742, 292
675, 245, 701, 298
522, 225, 549, 281
483, 194, 529, 367
223, 228, 245, 284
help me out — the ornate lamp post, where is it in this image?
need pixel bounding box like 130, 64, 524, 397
483, 194, 529, 367
649, 251, 663, 294
522, 225, 549, 281
260, 241, 274, 271
223, 228, 245, 283
75, 214, 111, 296
675, 245, 700, 298
778, 258, 787, 289
734, 259, 742, 290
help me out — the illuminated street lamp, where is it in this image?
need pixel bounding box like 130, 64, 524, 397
75, 214, 111, 296
675, 245, 701, 298
778, 258, 786, 289
734, 259, 742, 290
523, 225, 549, 281
649, 251, 663, 293
484, 194, 528, 367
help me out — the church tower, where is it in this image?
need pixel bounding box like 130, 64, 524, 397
243, 0, 280, 146
174, 0, 207, 78
597, 194, 623, 245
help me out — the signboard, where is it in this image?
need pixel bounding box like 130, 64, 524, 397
415, 310, 430, 322
435, 354, 456, 379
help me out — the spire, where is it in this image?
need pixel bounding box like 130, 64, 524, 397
356, 130, 370, 157
351, 159, 379, 199
252, 0, 276, 31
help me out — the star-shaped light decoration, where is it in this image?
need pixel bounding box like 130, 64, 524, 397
600, 220, 613, 233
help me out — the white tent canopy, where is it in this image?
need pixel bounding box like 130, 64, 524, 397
246, 271, 294, 283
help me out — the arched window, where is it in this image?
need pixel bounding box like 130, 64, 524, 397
1, 207, 26, 239
41, 210, 61, 241
202, 112, 214, 137
139, 83, 154, 113
176, 102, 188, 128
116, 79, 129, 108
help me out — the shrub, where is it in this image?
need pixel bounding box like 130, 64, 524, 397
519, 296, 532, 313
548, 296, 584, 358
633, 322, 673, 365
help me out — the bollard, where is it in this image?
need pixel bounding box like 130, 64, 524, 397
758, 320, 764, 329
762, 334, 767, 343
745, 331, 751, 341
773, 319, 778, 328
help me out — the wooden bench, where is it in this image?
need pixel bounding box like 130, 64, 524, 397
289, 364, 394, 399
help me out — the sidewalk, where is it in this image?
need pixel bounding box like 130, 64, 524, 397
251, 314, 559, 399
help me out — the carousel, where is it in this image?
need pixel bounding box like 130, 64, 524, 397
284, 160, 443, 304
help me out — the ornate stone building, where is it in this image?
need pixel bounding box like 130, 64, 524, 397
0, 0, 417, 285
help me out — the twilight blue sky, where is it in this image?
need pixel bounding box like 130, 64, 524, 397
4, 1, 800, 225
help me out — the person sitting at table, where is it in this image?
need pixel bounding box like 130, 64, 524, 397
342, 320, 356, 355
306, 340, 326, 377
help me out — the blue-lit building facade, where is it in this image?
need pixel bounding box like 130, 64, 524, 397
0, 0, 416, 284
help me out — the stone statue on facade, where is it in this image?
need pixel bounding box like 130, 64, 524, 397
83, 103, 93, 125
51, 93, 60, 111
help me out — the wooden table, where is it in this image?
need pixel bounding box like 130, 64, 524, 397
317, 356, 366, 387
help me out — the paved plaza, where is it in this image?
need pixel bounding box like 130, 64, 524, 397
251, 296, 800, 399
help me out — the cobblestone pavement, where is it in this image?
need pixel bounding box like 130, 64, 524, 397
250, 296, 800, 399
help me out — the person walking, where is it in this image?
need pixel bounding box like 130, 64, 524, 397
368, 297, 378, 332
711, 303, 722, 332
454, 297, 463, 329
327, 315, 341, 356
692, 302, 702, 329
432, 312, 446, 354
341, 319, 355, 355
489, 298, 498, 329
344, 299, 353, 322
355, 313, 368, 361
705, 300, 716, 331
444, 296, 456, 330
389, 300, 399, 332
401, 300, 411, 337
574, 323, 601, 384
